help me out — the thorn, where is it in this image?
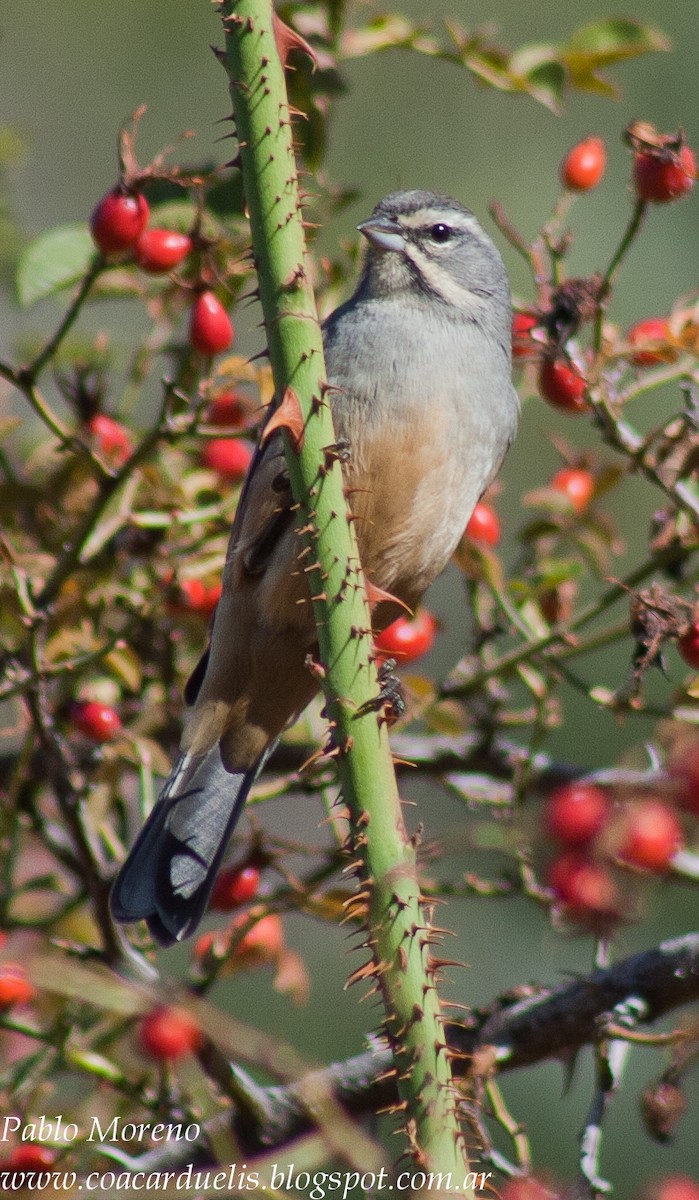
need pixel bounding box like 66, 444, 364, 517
377, 1100, 408, 1116
280, 263, 307, 291
272, 11, 318, 70
366, 579, 412, 614
341, 890, 372, 909
345, 960, 382, 989
260, 386, 305, 451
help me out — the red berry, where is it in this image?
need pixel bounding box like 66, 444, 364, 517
539, 358, 588, 414
8, 1145, 56, 1169
562, 136, 607, 192
465, 501, 501, 547
139, 1005, 201, 1060
678, 621, 699, 669
634, 145, 696, 203
549, 853, 618, 921
652, 1177, 699, 1200
201, 437, 253, 482
135, 228, 192, 274
374, 609, 437, 663
0, 964, 36, 1009
549, 467, 595, 514
627, 317, 676, 367
545, 782, 610, 846
210, 864, 261, 912
195, 913, 284, 969
619, 799, 682, 872
233, 913, 284, 963
512, 312, 539, 360
189, 291, 234, 355
70, 700, 122, 743
168, 578, 221, 619
207, 390, 249, 428
88, 413, 133, 465
90, 187, 149, 255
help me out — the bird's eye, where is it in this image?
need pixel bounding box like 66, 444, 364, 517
429, 223, 452, 243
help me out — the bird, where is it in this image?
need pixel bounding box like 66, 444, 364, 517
110, 189, 519, 945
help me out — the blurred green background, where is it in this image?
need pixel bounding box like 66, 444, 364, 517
1, 0, 698, 1189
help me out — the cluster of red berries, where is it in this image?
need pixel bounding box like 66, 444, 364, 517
134, 864, 277, 1060
199, 388, 255, 483
544, 777, 693, 927
512, 128, 695, 414
90, 185, 234, 356
560, 128, 696, 203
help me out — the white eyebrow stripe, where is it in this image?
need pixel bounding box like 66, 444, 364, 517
398, 209, 480, 234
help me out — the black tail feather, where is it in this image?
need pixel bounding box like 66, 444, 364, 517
110, 746, 264, 945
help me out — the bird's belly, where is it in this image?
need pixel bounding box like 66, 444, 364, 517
339, 408, 478, 610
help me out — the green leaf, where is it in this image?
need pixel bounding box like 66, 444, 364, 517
563, 19, 670, 96
564, 18, 670, 62
521, 60, 566, 114
17, 223, 95, 306
105, 644, 142, 693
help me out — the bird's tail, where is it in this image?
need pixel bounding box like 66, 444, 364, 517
110, 745, 268, 945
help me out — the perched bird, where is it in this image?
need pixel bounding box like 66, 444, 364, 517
110, 190, 519, 945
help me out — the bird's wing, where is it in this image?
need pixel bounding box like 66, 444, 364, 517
184, 427, 295, 707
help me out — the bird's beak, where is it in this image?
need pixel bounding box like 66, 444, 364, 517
357, 215, 405, 254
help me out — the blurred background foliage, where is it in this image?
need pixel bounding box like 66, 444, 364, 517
0, 0, 698, 1190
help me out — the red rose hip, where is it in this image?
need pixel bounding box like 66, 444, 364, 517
135, 228, 193, 274
512, 312, 539, 360
549, 467, 595, 514
678, 621, 699, 669
8, 1145, 56, 1170
139, 1005, 201, 1060
619, 800, 682, 872
633, 144, 696, 203
88, 413, 133, 464
539, 358, 588, 414
207, 390, 248, 428
465, 501, 501, 547
201, 437, 253, 482
90, 187, 150, 255
374, 609, 437, 663
549, 853, 618, 921
0, 964, 36, 1009
627, 317, 675, 367
545, 782, 609, 846
210, 864, 261, 911
70, 700, 122, 743
189, 291, 234, 355
561, 136, 607, 192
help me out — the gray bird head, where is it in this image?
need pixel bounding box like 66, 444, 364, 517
356, 189, 511, 347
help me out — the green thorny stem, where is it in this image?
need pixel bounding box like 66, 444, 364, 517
220, 0, 473, 1187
